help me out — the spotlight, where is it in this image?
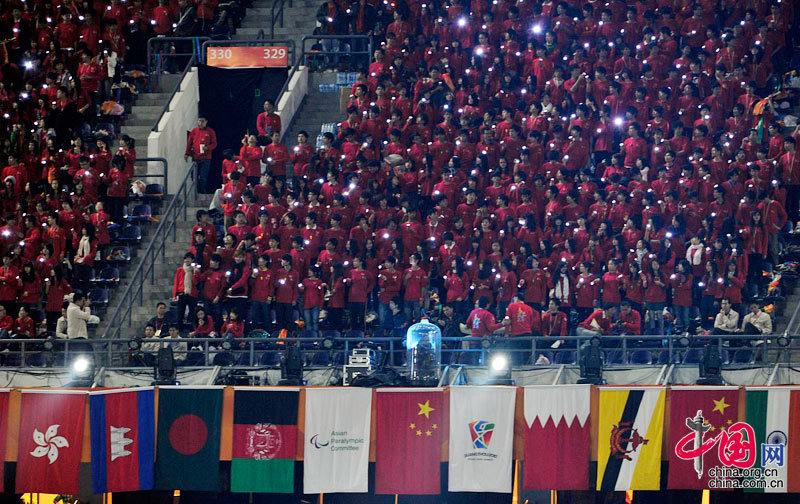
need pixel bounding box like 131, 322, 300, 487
322, 336, 334, 350
777, 332, 791, 347
221, 339, 233, 351
487, 353, 513, 385
481, 336, 493, 350
69, 355, 94, 387
127, 338, 142, 351
279, 344, 304, 385
677, 335, 691, 347
578, 337, 604, 384
153, 346, 177, 385
697, 344, 723, 385
72, 356, 90, 374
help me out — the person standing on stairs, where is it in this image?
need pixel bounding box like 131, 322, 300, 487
185, 115, 217, 194
256, 99, 281, 139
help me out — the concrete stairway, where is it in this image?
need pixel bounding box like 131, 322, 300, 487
282, 71, 342, 150
101, 195, 214, 340
234, 0, 319, 56
119, 74, 182, 167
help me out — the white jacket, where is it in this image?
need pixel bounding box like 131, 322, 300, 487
66, 302, 100, 339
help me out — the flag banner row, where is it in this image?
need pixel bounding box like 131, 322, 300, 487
0, 385, 798, 495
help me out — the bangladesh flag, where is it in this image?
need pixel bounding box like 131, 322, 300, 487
231, 388, 299, 493
155, 387, 223, 491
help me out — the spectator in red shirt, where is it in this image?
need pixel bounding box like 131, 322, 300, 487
403, 253, 428, 322
300, 265, 325, 335
256, 99, 282, 137
503, 294, 540, 365
185, 116, 218, 193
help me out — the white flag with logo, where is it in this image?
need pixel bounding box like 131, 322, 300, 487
304, 387, 372, 493
448, 386, 516, 493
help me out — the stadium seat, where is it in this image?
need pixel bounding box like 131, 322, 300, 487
97, 267, 120, 286
630, 350, 652, 365
732, 349, 755, 364
554, 350, 576, 365
107, 247, 131, 264
311, 351, 331, 367
127, 204, 153, 224
682, 348, 705, 364
118, 225, 142, 243
88, 288, 109, 307
604, 350, 626, 365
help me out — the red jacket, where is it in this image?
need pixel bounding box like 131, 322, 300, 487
575, 274, 599, 308
249, 268, 274, 301
541, 310, 568, 337
346, 269, 371, 303
302, 278, 325, 309
578, 309, 614, 334
273, 268, 299, 303
378, 269, 402, 303
670, 273, 693, 307
199, 268, 227, 301
506, 302, 540, 336
185, 126, 217, 161
172, 266, 200, 298
466, 308, 502, 337
601, 272, 625, 304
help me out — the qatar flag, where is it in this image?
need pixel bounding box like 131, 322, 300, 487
523, 385, 591, 490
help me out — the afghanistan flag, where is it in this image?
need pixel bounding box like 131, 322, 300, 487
667, 386, 740, 490
155, 386, 223, 491
231, 387, 299, 493
745, 387, 800, 493
597, 387, 665, 491
375, 388, 444, 495
90, 388, 155, 494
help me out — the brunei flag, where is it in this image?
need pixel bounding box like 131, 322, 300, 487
230, 387, 299, 493
597, 387, 665, 491
745, 387, 800, 493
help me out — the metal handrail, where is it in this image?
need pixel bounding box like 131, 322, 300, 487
100, 158, 196, 346
270, 0, 291, 40
9, 333, 794, 370
274, 34, 373, 118
146, 36, 210, 81
132, 157, 169, 194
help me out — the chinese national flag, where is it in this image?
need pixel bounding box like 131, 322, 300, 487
15, 391, 87, 494
667, 387, 740, 490
375, 388, 444, 494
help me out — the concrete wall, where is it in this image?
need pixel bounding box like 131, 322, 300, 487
147, 68, 200, 194
277, 65, 309, 141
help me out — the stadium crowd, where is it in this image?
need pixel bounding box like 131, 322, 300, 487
161, 0, 800, 365
0, 0, 234, 346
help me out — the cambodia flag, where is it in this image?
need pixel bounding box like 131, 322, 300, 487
89, 388, 155, 494
15, 391, 87, 494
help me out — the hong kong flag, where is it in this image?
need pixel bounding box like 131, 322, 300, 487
15, 390, 87, 494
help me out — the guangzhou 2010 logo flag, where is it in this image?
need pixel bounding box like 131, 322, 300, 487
469, 420, 495, 450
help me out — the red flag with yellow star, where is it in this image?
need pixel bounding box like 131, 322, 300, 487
375, 388, 444, 494
667, 387, 740, 489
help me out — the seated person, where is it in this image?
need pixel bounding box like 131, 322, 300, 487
713, 297, 739, 342
741, 303, 772, 344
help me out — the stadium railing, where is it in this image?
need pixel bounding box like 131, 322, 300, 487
3, 334, 794, 370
